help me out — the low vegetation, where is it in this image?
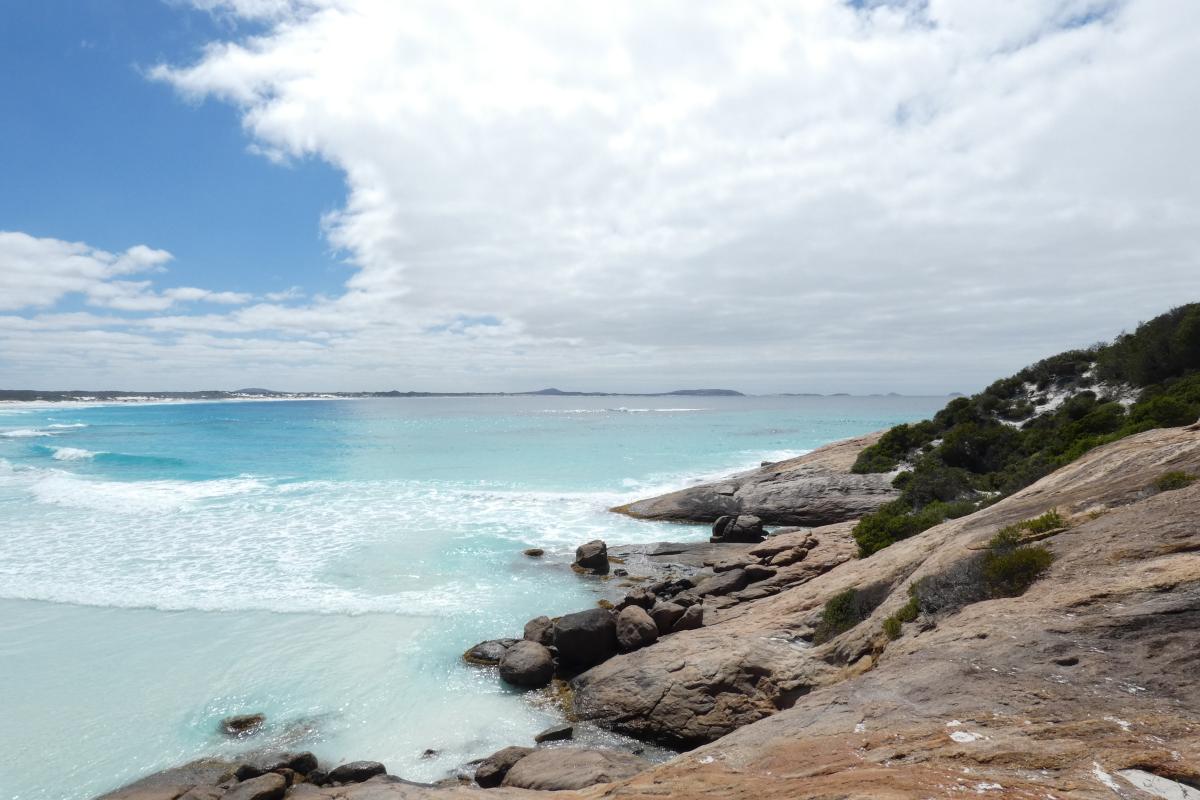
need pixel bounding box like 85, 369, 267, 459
1154, 470, 1197, 492
852, 304, 1200, 556
812, 586, 886, 644
981, 528, 1056, 598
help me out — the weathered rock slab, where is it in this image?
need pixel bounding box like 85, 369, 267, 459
500, 747, 650, 790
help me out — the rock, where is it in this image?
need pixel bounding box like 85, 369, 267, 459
672, 604, 704, 632
649, 601, 686, 634
474, 746, 533, 788
523, 547, 544, 557
692, 568, 750, 597
573, 539, 610, 574
615, 605, 659, 651
223, 773, 285, 800
325, 761, 386, 784
769, 547, 807, 567
553, 608, 618, 669
220, 713, 265, 737
611, 432, 897, 525
743, 564, 777, 582
613, 568, 629, 576
711, 515, 765, 543
500, 747, 650, 790
420, 748, 438, 759
534, 722, 575, 743
306, 769, 327, 786
712, 556, 751, 572
523, 615, 554, 646
618, 587, 656, 609
498, 640, 555, 688
462, 638, 517, 666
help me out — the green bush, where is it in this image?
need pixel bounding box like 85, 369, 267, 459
982, 528, 1054, 598
883, 616, 902, 640
1155, 471, 1197, 491
853, 499, 977, 557
812, 587, 884, 644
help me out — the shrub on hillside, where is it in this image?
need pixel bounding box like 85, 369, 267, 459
1154, 471, 1197, 492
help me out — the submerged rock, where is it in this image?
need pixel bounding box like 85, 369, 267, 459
501, 747, 650, 790
553, 608, 618, 669
573, 539, 610, 574
522, 547, 544, 557
219, 713, 265, 737
462, 638, 517, 666
498, 640, 555, 688
474, 746, 533, 788
533, 722, 575, 743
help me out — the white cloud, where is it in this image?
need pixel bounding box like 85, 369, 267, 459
4, 0, 1199, 391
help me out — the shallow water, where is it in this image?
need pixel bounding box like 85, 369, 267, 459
0, 395, 944, 799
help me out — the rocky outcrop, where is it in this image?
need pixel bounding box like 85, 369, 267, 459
572, 539, 609, 574
552, 608, 618, 669
498, 640, 554, 688
473, 746, 533, 788
611, 431, 896, 524
500, 747, 650, 790
614, 605, 658, 651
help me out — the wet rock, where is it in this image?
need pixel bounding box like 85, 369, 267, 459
573, 539, 610, 574
223, 773, 285, 800
325, 761, 386, 784
474, 746, 533, 788
534, 722, 575, 743
649, 601, 686, 634
553, 608, 618, 669
462, 638, 517, 666
501, 747, 650, 790
523, 615, 554, 646
523, 547, 544, 557
498, 640, 555, 688
711, 514, 766, 543
615, 605, 659, 651
420, 749, 438, 759
220, 713, 265, 737
672, 604, 704, 632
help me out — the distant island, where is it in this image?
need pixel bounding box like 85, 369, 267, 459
0, 387, 747, 402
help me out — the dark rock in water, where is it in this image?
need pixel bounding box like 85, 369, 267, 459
463, 638, 518, 666
672, 604, 704, 632
618, 588, 656, 610
573, 539, 610, 574
474, 746, 533, 787
499, 640, 555, 688
692, 568, 750, 597
534, 722, 575, 743
523, 547, 545, 557
501, 747, 650, 790
613, 567, 629, 577
649, 601, 685, 634
223, 773, 285, 800
220, 713, 266, 737
306, 769, 327, 786
326, 761, 386, 784
553, 608, 618, 669
710, 514, 765, 544
615, 605, 658, 651
420, 748, 439, 759
523, 615, 555, 646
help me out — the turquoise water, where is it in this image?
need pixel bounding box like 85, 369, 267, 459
0, 395, 944, 799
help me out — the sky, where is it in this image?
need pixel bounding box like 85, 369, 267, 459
1, 0, 1198, 394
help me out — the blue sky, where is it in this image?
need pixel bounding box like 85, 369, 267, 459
0, 1, 344, 301
1, 1, 1198, 393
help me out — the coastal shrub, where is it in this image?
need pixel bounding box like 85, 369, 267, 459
882, 616, 902, 640
981, 529, 1055, 598
812, 586, 886, 644
852, 304, 1200, 557
882, 589, 920, 640
1155, 471, 1197, 492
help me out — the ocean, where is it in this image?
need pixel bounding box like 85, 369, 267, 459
0, 395, 945, 799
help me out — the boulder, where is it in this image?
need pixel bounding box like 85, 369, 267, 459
523, 615, 554, 646
553, 608, 618, 669
672, 604, 704, 632
649, 601, 686, 634
523, 548, 544, 557
534, 722, 575, 743
462, 638, 517, 666
325, 761, 386, 784
474, 746, 533, 788
615, 605, 658, 651
743, 564, 777, 582
223, 773, 285, 800
501, 747, 650, 790
711, 515, 765, 544
770, 547, 807, 567
220, 713, 265, 737
691, 568, 750, 597
573, 539, 610, 574
498, 640, 555, 688
618, 587, 656, 609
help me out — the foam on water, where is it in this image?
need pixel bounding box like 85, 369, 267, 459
2, 427, 54, 437
51, 446, 98, 461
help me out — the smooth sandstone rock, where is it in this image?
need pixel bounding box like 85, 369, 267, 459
498, 640, 555, 688
649, 601, 685, 634
671, 604, 704, 632
223, 773, 285, 800
612, 432, 895, 525
615, 605, 658, 651
473, 746, 533, 788
500, 747, 650, 790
